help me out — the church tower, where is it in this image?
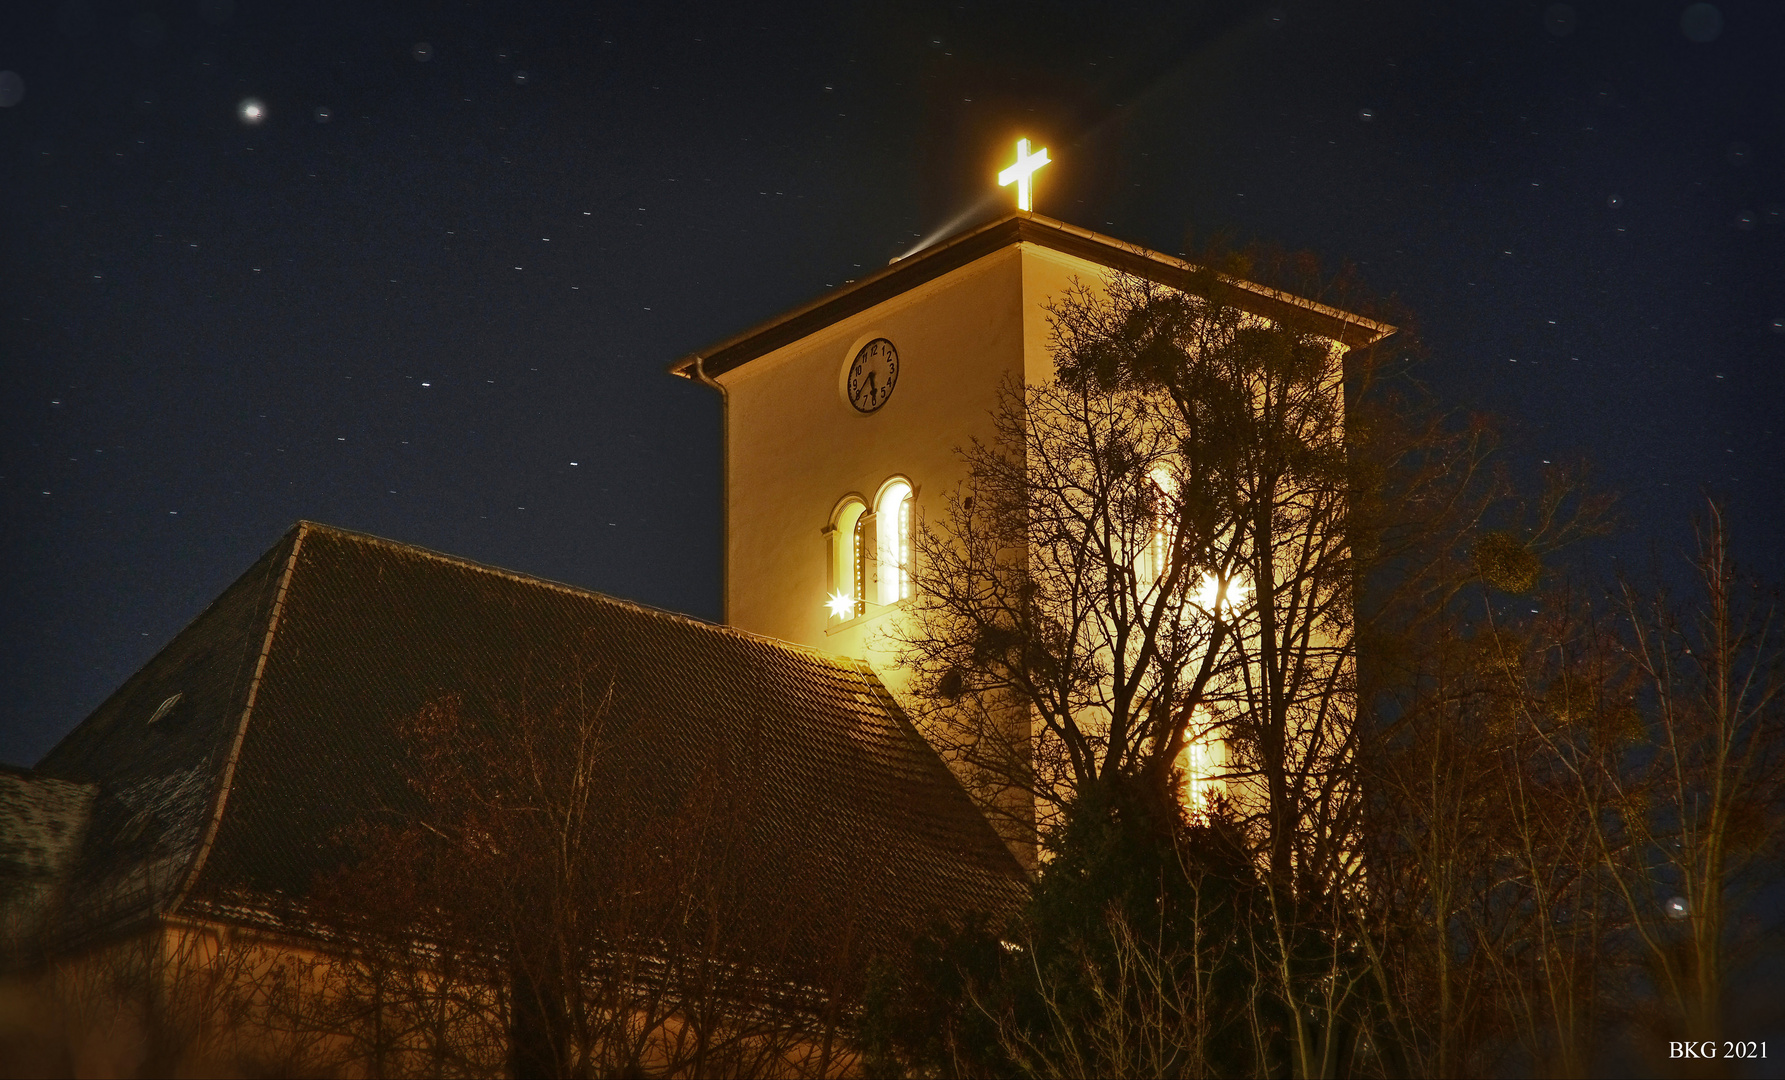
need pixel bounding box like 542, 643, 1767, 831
670, 211, 1391, 697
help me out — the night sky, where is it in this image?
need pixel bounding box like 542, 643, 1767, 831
4, 0, 1781, 767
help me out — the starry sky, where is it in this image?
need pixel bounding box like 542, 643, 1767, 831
3, 0, 1781, 767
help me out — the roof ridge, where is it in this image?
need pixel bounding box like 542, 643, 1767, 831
288, 521, 882, 674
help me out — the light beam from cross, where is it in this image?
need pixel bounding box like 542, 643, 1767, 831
999, 138, 1051, 212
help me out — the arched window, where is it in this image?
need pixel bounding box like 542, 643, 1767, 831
828, 498, 868, 620
875, 479, 913, 604
828, 480, 913, 621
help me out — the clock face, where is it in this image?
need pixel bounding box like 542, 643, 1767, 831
846, 338, 899, 413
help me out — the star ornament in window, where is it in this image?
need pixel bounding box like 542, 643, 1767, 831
826, 591, 857, 620
1195, 573, 1251, 613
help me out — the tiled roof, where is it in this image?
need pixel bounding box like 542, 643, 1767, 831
35, 523, 1027, 956
0, 767, 97, 959
36, 533, 297, 943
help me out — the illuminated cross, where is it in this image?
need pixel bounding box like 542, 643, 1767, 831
999, 138, 1051, 212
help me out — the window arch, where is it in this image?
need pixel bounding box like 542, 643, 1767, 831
827, 479, 914, 621
828, 496, 868, 619
875, 477, 913, 605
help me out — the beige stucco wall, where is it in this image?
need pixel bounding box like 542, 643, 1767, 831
716, 239, 1365, 869
718, 241, 1124, 688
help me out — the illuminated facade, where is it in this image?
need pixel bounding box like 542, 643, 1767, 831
672, 212, 1391, 835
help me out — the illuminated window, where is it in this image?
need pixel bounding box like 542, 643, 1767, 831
1176, 705, 1226, 818
875, 479, 913, 604
855, 510, 874, 609
828, 498, 867, 620
1145, 467, 1175, 584
828, 479, 914, 620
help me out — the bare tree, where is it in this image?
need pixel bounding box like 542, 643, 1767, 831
882, 257, 1643, 1080
888, 262, 1386, 1078
897, 369, 1242, 839
898, 268, 1378, 869
1360, 593, 1627, 1078
1606, 506, 1784, 1051
1523, 505, 1785, 1060
308, 671, 867, 1078
1353, 500, 1784, 1079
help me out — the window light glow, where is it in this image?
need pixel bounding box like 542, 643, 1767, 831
1176, 705, 1225, 816
998, 138, 1050, 212
1195, 573, 1250, 613
830, 482, 913, 619
876, 480, 913, 604
1178, 735, 1225, 815
830, 498, 868, 621
1145, 468, 1175, 583
855, 512, 873, 611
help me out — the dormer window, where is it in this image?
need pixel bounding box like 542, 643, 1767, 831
147, 693, 183, 725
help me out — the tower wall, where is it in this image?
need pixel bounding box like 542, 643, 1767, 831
717, 241, 1123, 672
